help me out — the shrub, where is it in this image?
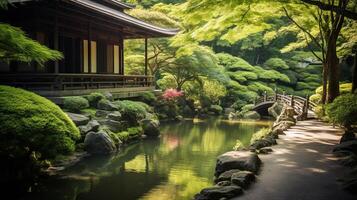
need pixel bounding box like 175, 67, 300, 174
85, 92, 106, 108
162, 88, 183, 101
114, 100, 147, 125
240, 104, 254, 113
139, 91, 157, 105
209, 105, 223, 115
63, 96, 89, 113
264, 58, 289, 70
116, 127, 143, 143
0, 85, 80, 182
326, 93, 357, 128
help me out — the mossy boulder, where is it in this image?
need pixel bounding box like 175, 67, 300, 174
141, 119, 160, 137
63, 96, 89, 113
243, 111, 261, 120
0, 85, 80, 159
209, 105, 223, 115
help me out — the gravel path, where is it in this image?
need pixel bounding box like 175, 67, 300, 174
234, 120, 356, 200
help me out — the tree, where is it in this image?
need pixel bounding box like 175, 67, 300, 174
0, 1, 62, 65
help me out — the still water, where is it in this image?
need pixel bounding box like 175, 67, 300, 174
24, 117, 270, 200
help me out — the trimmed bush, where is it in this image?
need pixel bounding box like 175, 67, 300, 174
85, 92, 106, 108
114, 100, 147, 125
326, 93, 357, 128
0, 85, 80, 159
63, 96, 89, 113
209, 105, 223, 115
139, 91, 157, 105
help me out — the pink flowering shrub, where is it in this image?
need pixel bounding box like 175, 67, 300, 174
162, 89, 183, 101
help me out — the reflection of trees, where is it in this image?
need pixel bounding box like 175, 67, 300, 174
25, 118, 269, 200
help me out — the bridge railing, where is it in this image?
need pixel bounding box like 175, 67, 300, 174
254, 91, 317, 119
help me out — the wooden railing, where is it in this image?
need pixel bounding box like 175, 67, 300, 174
254, 91, 317, 119
0, 73, 154, 91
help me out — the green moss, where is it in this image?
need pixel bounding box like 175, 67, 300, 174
63, 96, 89, 113
81, 108, 97, 118
116, 126, 143, 143
139, 91, 157, 105
114, 100, 147, 125
250, 128, 271, 144
264, 58, 289, 70
85, 92, 106, 108
0, 85, 80, 159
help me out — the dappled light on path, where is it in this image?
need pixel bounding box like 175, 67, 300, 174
234, 120, 356, 200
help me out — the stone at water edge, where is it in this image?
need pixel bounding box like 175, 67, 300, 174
66, 112, 90, 126
141, 119, 160, 137
268, 102, 283, 119
231, 171, 256, 188
216, 181, 232, 187
194, 186, 243, 200
243, 111, 261, 120
258, 147, 273, 154
215, 151, 261, 176
215, 169, 241, 183
84, 131, 116, 155
78, 120, 100, 135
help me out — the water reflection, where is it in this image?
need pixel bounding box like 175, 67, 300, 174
23, 117, 270, 200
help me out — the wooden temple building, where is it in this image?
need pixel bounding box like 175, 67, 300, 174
0, 0, 177, 101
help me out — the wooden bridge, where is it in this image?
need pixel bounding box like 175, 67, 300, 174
252, 92, 317, 119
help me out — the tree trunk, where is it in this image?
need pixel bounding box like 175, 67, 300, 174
352, 51, 357, 93
322, 62, 328, 104
327, 38, 340, 103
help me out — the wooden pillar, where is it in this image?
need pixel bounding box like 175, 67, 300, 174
54, 16, 59, 73
120, 38, 124, 75
144, 38, 148, 76
88, 23, 92, 73
305, 95, 310, 113
274, 88, 278, 101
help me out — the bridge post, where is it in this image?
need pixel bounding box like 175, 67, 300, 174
282, 90, 286, 96
253, 96, 257, 105
305, 95, 310, 114
264, 91, 267, 102
290, 95, 295, 107
274, 88, 278, 101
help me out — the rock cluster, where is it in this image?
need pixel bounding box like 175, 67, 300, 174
195, 104, 298, 199
65, 95, 161, 156
333, 129, 357, 193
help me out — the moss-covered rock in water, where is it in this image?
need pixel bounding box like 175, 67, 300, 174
114, 100, 147, 125
0, 85, 80, 159
243, 111, 260, 120
209, 105, 223, 115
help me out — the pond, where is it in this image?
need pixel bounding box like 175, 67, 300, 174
23, 117, 271, 200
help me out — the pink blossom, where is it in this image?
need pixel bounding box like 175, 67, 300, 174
162, 89, 183, 101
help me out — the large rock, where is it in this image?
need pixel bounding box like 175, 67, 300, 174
84, 131, 116, 155
97, 99, 118, 111
215, 169, 241, 183
333, 140, 357, 154
249, 139, 273, 151
78, 120, 100, 135
95, 110, 110, 118
107, 111, 122, 121
215, 151, 261, 176
231, 171, 255, 188
276, 105, 296, 123
194, 186, 243, 200
141, 119, 160, 137
268, 102, 283, 119
243, 111, 260, 120
66, 112, 90, 126
104, 119, 124, 132
224, 108, 235, 115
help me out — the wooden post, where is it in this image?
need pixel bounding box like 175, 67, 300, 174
282, 90, 286, 96
290, 95, 295, 107
88, 23, 92, 73
254, 96, 257, 105
274, 88, 278, 101
305, 95, 310, 113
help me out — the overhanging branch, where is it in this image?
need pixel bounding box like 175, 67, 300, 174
300, 0, 357, 20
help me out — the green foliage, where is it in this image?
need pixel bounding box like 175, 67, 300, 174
85, 92, 106, 108
209, 105, 223, 115
139, 91, 157, 105
264, 58, 289, 70
63, 96, 89, 113
0, 85, 80, 160
0, 23, 62, 65
116, 127, 144, 143
114, 100, 147, 125
326, 93, 357, 127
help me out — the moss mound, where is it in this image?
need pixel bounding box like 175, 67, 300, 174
0, 85, 80, 159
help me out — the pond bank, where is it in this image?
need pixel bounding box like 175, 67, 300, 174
233, 120, 356, 200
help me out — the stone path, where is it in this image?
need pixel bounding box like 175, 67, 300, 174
234, 120, 356, 200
